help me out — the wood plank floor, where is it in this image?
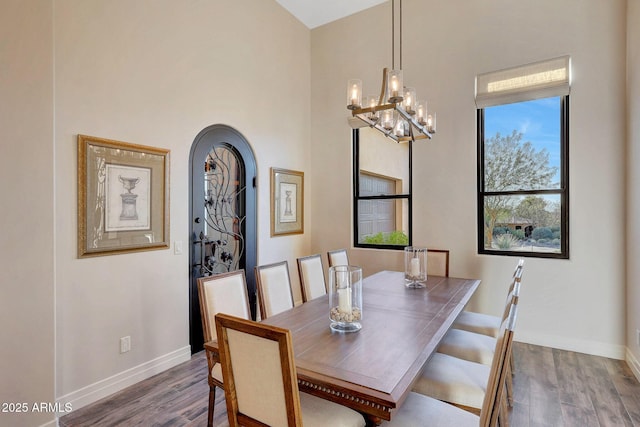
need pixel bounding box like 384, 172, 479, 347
60, 343, 640, 426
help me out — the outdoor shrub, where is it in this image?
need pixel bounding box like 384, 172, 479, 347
532, 227, 553, 240
511, 230, 525, 240
495, 233, 520, 249
362, 231, 408, 245
493, 227, 509, 236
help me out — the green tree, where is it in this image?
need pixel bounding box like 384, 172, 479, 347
484, 130, 557, 246
515, 196, 550, 228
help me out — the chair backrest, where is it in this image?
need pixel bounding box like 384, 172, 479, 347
215, 313, 303, 427
479, 302, 518, 427
255, 261, 295, 319
504, 259, 525, 317
327, 249, 349, 267
197, 270, 251, 342
426, 249, 450, 277
297, 254, 328, 302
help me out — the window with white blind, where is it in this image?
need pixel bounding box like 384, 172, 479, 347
477, 56, 570, 258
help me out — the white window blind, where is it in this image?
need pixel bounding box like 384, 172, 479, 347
475, 55, 571, 108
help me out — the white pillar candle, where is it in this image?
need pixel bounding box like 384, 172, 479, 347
338, 288, 352, 313
410, 257, 421, 277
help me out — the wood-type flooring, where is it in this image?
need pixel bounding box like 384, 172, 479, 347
60, 343, 640, 426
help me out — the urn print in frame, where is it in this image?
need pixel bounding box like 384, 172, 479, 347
77, 135, 170, 257
270, 167, 304, 236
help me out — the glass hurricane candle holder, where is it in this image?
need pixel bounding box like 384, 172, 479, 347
404, 246, 427, 288
328, 265, 363, 333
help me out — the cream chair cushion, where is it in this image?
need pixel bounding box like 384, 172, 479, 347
453, 310, 501, 338
299, 255, 327, 301
259, 264, 294, 318
437, 328, 497, 365
200, 272, 251, 341
381, 392, 479, 426
211, 362, 223, 382
328, 250, 349, 267
413, 353, 489, 409
228, 328, 291, 426
299, 392, 367, 427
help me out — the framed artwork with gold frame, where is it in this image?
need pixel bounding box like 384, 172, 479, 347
270, 167, 303, 236
77, 134, 170, 257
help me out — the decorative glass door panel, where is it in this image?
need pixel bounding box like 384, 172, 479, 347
198, 145, 245, 275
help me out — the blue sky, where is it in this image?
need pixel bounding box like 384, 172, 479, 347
484, 96, 561, 185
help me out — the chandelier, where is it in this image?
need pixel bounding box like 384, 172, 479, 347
346, 0, 435, 143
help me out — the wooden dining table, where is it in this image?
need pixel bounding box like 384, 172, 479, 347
206, 270, 480, 426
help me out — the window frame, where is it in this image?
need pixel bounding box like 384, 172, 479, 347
353, 128, 413, 250
477, 95, 570, 259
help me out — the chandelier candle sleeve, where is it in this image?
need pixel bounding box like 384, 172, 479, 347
347, 79, 362, 109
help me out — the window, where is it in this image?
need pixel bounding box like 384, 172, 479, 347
353, 127, 412, 249
477, 57, 570, 258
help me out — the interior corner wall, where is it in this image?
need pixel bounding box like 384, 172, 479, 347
626, 0, 640, 378
0, 1, 56, 426
310, 0, 628, 359
53, 0, 311, 410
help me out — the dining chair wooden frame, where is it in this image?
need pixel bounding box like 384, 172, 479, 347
215, 313, 366, 427
327, 248, 349, 267
255, 260, 295, 319
297, 254, 328, 302
215, 313, 302, 426
427, 248, 450, 277
197, 270, 252, 427
412, 302, 517, 425
386, 305, 517, 427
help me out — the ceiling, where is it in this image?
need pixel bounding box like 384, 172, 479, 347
275, 0, 387, 29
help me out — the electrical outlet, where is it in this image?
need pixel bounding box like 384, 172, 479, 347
120, 336, 131, 353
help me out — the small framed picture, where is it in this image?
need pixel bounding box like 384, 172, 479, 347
270, 167, 304, 236
77, 134, 170, 257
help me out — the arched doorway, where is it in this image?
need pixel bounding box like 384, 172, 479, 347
189, 124, 257, 353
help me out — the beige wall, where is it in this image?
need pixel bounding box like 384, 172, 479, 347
311, 0, 629, 359
0, 1, 56, 426
53, 0, 311, 404
627, 0, 640, 377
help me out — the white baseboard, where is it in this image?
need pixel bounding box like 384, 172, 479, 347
56, 346, 191, 413
515, 330, 627, 360
627, 348, 640, 382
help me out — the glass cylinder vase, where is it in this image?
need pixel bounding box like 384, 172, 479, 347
404, 246, 427, 288
328, 265, 363, 333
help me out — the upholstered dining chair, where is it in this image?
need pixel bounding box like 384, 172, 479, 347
327, 248, 349, 267
453, 259, 524, 337
196, 270, 252, 427
255, 260, 295, 319
437, 261, 523, 405
382, 304, 517, 427
214, 313, 366, 427
427, 248, 450, 277
411, 303, 518, 426
297, 254, 328, 302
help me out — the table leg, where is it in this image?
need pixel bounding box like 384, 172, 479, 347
365, 414, 382, 426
